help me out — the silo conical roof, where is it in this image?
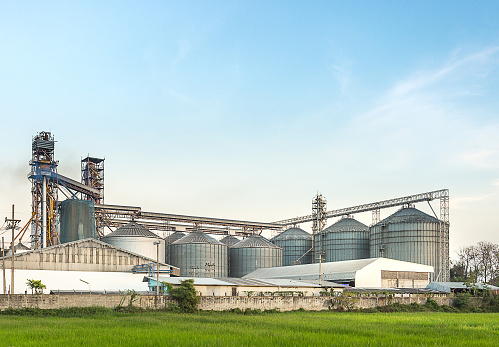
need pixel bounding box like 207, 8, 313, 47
271, 227, 312, 241
172, 231, 224, 245
165, 231, 186, 244
324, 217, 368, 232
379, 207, 439, 224
232, 234, 280, 248
220, 235, 240, 247
103, 222, 160, 238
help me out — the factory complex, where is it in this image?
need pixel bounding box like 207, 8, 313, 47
1, 132, 451, 297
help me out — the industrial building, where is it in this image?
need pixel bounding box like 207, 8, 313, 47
145, 276, 343, 297
244, 258, 434, 288
1, 131, 451, 295
0, 238, 179, 294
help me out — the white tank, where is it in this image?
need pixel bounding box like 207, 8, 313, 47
101, 221, 165, 262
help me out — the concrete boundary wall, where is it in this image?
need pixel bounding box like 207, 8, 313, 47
0, 294, 469, 311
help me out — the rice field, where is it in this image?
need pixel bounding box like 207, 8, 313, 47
1, 311, 498, 346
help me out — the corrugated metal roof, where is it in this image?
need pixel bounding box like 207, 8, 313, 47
219, 235, 240, 247
147, 276, 334, 288
243, 258, 434, 283
172, 231, 224, 245
232, 235, 280, 248
379, 207, 439, 224
426, 282, 499, 293
271, 228, 312, 241
103, 222, 160, 238
324, 217, 368, 232
244, 258, 379, 279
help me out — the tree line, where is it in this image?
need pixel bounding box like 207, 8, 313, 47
450, 241, 499, 286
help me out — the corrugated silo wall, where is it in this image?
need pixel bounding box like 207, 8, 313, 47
323, 230, 370, 262
170, 243, 228, 277
272, 238, 313, 266
59, 199, 96, 244
370, 221, 448, 281
229, 247, 283, 278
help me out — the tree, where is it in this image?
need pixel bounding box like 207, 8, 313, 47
166, 279, 199, 313
454, 241, 499, 285
449, 261, 466, 282
26, 279, 46, 294
476, 241, 498, 283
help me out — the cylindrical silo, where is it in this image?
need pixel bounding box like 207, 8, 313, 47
220, 235, 240, 248
370, 207, 447, 281
170, 232, 228, 277
230, 234, 282, 278
165, 232, 186, 264
271, 228, 313, 266
59, 199, 97, 244
101, 222, 165, 261
220, 235, 240, 276
319, 217, 370, 262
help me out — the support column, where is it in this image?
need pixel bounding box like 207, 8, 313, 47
42, 176, 47, 248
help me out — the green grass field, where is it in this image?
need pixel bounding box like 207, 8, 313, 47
1, 311, 498, 346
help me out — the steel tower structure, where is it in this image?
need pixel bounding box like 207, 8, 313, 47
81, 156, 104, 204
311, 193, 327, 262
28, 131, 59, 248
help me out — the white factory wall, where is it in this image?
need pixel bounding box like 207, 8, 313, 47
355, 258, 433, 288
0, 269, 149, 294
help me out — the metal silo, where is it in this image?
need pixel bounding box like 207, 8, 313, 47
220, 235, 240, 276
220, 235, 240, 248
101, 222, 165, 261
319, 217, 370, 262
170, 232, 228, 277
230, 235, 282, 278
165, 232, 186, 264
271, 228, 312, 266
370, 207, 448, 281
59, 199, 97, 244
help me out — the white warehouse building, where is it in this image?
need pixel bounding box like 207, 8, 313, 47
244, 258, 434, 288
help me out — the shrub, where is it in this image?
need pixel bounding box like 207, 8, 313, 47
425, 299, 442, 311
453, 293, 470, 309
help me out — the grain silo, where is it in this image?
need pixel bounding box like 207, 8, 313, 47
165, 232, 186, 264
101, 221, 165, 261
220, 235, 240, 248
271, 228, 313, 266
59, 199, 97, 244
170, 232, 228, 277
220, 235, 240, 276
230, 235, 282, 278
370, 207, 448, 281
320, 217, 370, 262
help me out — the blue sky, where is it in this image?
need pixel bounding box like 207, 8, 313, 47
1, 1, 499, 257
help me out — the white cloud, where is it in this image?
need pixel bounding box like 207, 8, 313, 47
390, 46, 499, 97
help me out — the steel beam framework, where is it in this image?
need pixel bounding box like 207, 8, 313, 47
274, 189, 449, 225
94, 204, 283, 236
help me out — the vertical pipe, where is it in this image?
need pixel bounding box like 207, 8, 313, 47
42, 176, 47, 248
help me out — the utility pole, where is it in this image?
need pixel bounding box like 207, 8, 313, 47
2, 237, 5, 294
316, 252, 325, 286
5, 205, 21, 294
153, 240, 160, 309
